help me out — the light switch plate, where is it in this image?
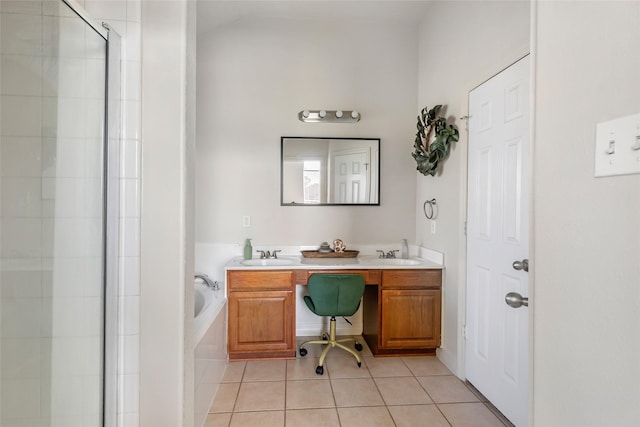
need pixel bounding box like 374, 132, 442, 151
595, 112, 640, 177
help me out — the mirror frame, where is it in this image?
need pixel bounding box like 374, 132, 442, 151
280, 136, 381, 206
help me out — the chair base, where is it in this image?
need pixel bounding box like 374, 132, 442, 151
299, 316, 363, 374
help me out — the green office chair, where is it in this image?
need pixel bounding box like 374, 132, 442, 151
298, 274, 366, 375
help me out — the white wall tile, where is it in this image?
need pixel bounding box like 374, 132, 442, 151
1, 177, 42, 217
122, 100, 140, 140
120, 217, 140, 257
0, 338, 42, 379
85, 0, 127, 22
119, 295, 139, 336
1, 54, 42, 96
1, 1, 43, 15
1, 298, 42, 338
120, 256, 140, 296
120, 139, 140, 179
120, 334, 140, 375
126, 0, 141, 23
1, 137, 42, 177
0, 268, 42, 298
1, 218, 42, 258
1, 96, 42, 137
121, 178, 140, 218
123, 59, 141, 101
124, 21, 141, 62
120, 374, 139, 414
1, 13, 42, 55
0, 378, 41, 419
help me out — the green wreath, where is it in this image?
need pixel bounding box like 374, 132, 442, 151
412, 105, 459, 176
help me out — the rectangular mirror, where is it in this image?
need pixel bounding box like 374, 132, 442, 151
281, 137, 380, 205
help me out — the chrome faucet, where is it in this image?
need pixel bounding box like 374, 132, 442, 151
257, 250, 281, 259
195, 273, 219, 290
377, 250, 399, 259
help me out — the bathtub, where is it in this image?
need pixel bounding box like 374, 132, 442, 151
194, 282, 225, 344
194, 281, 227, 427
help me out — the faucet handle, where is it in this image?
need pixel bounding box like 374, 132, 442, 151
376, 250, 385, 258
271, 250, 281, 259
256, 250, 266, 259
387, 250, 399, 259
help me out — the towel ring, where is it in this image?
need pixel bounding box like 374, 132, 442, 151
423, 198, 437, 220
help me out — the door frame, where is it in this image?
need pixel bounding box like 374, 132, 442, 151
459, 53, 535, 424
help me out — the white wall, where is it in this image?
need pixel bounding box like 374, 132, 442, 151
532, 1, 640, 425
417, 1, 530, 373
140, 0, 194, 426
196, 17, 418, 248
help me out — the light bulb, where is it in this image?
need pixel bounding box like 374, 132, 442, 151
335, 110, 344, 118
302, 110, 310, 118
351, 110, 359, 119
319, 110, 327, 118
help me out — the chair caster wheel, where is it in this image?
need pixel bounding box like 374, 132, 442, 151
316, 366, 324, 375
299, 348, 308, 357
357, 362, 361, 368
355, 342, 363, 351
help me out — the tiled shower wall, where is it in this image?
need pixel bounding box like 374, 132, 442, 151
0, 0, 141, 425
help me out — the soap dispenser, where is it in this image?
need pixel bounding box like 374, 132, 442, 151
401, 239, 409, 259
243, 238, 252, 260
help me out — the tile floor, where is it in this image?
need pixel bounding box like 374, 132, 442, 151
204, 337, 513, 427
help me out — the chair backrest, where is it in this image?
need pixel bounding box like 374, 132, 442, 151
306, 274, 366, 317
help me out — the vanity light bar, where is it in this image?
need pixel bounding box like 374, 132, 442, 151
298, 110, 361, 123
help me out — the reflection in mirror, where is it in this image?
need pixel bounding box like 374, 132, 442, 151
281, 137, 380, 205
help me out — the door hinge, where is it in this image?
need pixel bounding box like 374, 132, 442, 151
462, 325, 467, 340
464, 221, 467, 236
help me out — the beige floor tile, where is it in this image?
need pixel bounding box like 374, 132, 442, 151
285, 408, 341, 426
287, 357, 329, 380
244, 359, 287, 382
234, 381, 285, 412
374, 377, 433, 405
297, 336, 371, 359
204, 412, 232, 427
438, 402, 506, 427
221, 361, 245, 383
387, 404, 450, 427
331, 378, 384, 407
363, 356, 412, 377
325, 356, 369, 379
229, 410, 284, 427
286, 379, 336, 409
209, 382, 240, 413
418, 375, 480, 403
402, 356, 452, 376
336, 406, 395, 427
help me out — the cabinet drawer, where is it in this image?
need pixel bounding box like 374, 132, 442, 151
227, 270, 294, 291
381, 269, 442, 289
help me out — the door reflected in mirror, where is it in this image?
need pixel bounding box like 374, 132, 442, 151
281, 137, 380, 205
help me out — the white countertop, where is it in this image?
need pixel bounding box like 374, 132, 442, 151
224, 254, 444, 271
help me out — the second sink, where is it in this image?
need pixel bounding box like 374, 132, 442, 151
240, 258, 297, 266
359, 257, 423, 266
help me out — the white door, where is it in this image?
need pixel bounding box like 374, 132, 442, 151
331, 150, 370, 203
465, 56, 530, 426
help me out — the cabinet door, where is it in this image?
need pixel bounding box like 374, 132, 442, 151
380, 289, 441, 349
228, 290, 294, 354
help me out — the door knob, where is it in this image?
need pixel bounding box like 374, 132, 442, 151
512, 259, 529, 272
505, 292, 529, 308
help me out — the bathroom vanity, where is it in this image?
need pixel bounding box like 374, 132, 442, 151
225, 256, 443, 361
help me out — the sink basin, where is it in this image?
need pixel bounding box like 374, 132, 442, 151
240, 258, 297, 266
359, 257, 423, 266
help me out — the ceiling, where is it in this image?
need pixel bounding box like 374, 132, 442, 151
196, 0, 433, 34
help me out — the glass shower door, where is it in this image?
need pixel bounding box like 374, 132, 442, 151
1, 1, 108, 425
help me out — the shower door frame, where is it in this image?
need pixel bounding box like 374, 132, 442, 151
59, 1, 122, 426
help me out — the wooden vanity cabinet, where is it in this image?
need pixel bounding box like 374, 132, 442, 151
365, 269, 442, 355
227, 270, 296, 360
